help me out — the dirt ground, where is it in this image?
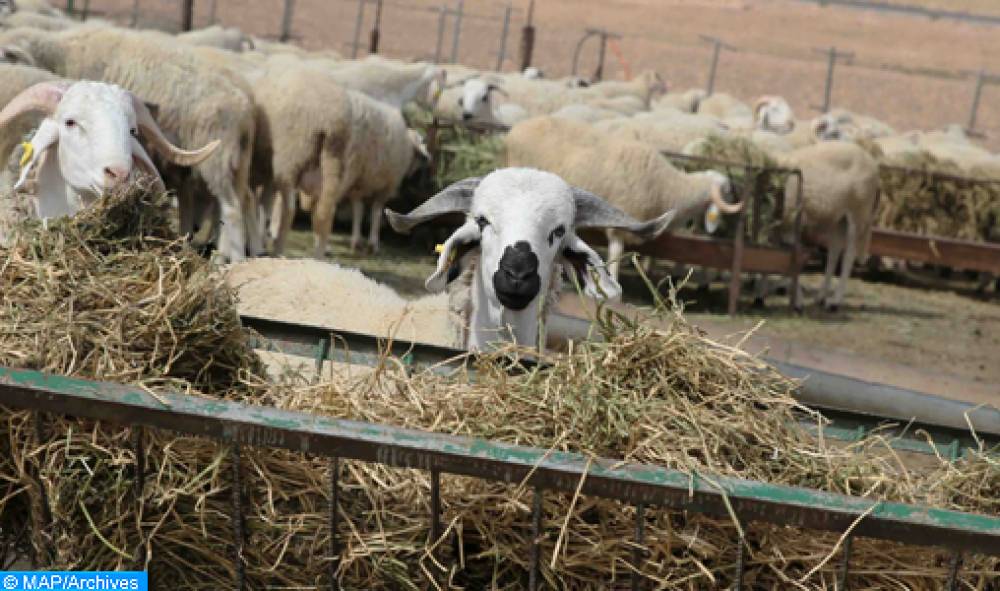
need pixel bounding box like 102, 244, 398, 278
281, 222, 999, 405
83, 0, 1000, 147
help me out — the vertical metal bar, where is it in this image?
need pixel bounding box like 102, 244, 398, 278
433, 5, 448, 64
230, 445, 246, 591
707, 40, 722, 96
132, 427, 147, 571
496, 4, 512, 71
594, 32, 607, 82
528, 486, 543, 591
837, 534, 852, 590
518, 0, 536, 71
449, 0, 464, 64
630, 503, 645, 591
967, 70, 985, 132
180, 0, 194, 32
130, 0, 140, 27
66, 0, 75, 17
208, 0, 217, 25
946, 551, 962, 591
350, 0, 366, 59
789, 171, 804, 312
80, 0, 89, 20
280, 0, 296, 42
430, 468, 442, 544
821, 46, 836, 113
328, 457, 340, 591
313, 337, 330, 385
369, 0, 383, 54
728, 170, 749, 316
734, 533, 746, 591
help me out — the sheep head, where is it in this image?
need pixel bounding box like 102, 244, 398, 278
386, 168, 674, 350
457, 78, 506, 123
753, 95, 795, 135
0, 81, 220, 218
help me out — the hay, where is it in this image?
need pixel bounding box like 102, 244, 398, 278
0, 183, 997, 588
876, 151, 1000, 242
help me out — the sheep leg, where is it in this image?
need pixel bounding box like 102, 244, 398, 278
271, 189, 297, 256
368, 199, 387, 254
831, 217, 858, 311
819, 226, 845, 309
752, 274, 769, 308
311, 151, 348, 260
606, 231, 625, 287
350, 198, 364, 254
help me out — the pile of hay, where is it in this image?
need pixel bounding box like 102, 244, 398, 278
876, 151, 1000, 242
676, 134, 792, 244
0, 183, 996, 588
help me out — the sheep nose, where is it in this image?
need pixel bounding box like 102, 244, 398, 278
493, 241, 541, 310
462, 112, 474, 121
499, 241, 539, 281
103, 165, 130, 185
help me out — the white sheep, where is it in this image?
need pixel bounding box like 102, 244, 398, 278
177, 25, 254, 53
325, 55, 446, 110
596, 109, 728, 154
504, 116, 743, 281
550, 103, 622, 123
453, 77, 527, 126
697, 92, 752, 127
522, 66, 544, 79
386, 168, 674, 351
653, 88, 706, 114
771, 141, 880, 310
0, 80, 218, 221
0, 26, 261, 262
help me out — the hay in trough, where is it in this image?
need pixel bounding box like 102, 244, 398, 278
0, 183, 996, 588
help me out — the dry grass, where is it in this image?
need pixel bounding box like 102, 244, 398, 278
0, 183, 996, 588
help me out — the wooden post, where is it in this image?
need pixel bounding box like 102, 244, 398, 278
519, 0, 536, 71
350, 0, 365, 58
181, 0, 194, 32
369, 0, 383, 54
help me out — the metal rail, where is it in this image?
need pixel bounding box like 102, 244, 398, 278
241, 314, 1000, 456
0, 365, 997, 588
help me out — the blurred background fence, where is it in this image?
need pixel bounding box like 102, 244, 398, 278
59, 0, 1000, 148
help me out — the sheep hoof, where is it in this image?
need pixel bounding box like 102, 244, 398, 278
823, 301, 840, 313
751, 297, 766, 310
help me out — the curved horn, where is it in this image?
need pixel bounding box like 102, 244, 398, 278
0, 81, 69, 129
130, 94, 220, 166
486, 84, 508, 97
385, 176, 482, 234
752, 95, 777, 123
0, 45, 35, 66
709, 181, 743, 214
573, 187, 675, 240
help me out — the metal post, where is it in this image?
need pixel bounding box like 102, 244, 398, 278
449, 0, 464, 64
519, 0, 535, 71
528, 486, 543, 591
280, 0, 295, 43
80, 0, 89, 20
433, 4, 448, 64
594, 32, 608, 82
707, 39, 721, 95
180, 0, 194, 32
496, 4, 512, 71
369, 0, 383, 54
130, 0, 140, 27
967, 70, 986, 132
208, 0, 217, 25
822, 46, 836, 113
350, 0, 365, 59
66, 0, 74, 16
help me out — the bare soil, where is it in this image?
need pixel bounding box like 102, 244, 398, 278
84, 0, 1000, 146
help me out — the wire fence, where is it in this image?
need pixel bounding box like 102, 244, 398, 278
61, 0, 1000, 147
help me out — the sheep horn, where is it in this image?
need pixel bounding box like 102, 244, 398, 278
486, 84, 508, 97
752, 95, 776, 123
0, 81, 70, 129
709, 182, 743, 214
131, 94, 220, 166
385, 177, 482, 234
572, 187, 675, 240
0, 45, 35, 66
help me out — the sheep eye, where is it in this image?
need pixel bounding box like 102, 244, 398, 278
549, 225, 566, 245
475, 215, 490, 230
130, 128, 139, 138
481, 95, 489, 103
65, 119, 76, 128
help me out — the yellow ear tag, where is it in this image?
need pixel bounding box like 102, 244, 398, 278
707, 208, 720, 224
19, 142, 33, 168
435, 243, 457, 264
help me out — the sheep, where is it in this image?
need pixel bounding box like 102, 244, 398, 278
585, 94, 647, 116
653, 88, 706, 113
1, 0, 62, 17
696, 92, 752, 126
177, 25, 254, 52
0, 26, 261, 262
0, 79, 218, 222
0, 62, 57, 181
452, 77, 528, 126
0, 11, 76, 31
765, 141, 880, 310
522, 66, 544, 79
504, 116, 743, 281
386, 168, 674, 351
573, 70, 667, 108
595, 110, 728, 153
325, 55, 445, 110
550, 103, 622, 123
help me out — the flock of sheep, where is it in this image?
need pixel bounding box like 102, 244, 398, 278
0, 0, 995, 351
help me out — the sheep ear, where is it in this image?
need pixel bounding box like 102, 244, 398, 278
572, 187, 675, 239
559, 233, 621, 300
385, 176, 481, 234
14, 118, 59, 191
426, 221, 481, 293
